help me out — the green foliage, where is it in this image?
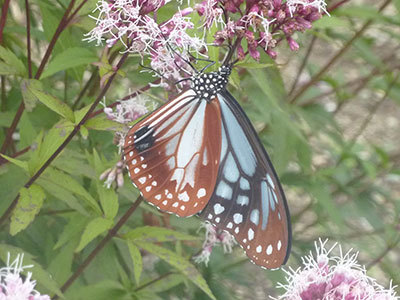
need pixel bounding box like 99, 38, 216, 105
0, 0, 399, 299
10, 184, 45, 235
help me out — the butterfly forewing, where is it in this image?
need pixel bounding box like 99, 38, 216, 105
124, 90, 222, 217
200, 91, 291, 269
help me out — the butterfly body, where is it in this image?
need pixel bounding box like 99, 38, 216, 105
124, 65, 291, 269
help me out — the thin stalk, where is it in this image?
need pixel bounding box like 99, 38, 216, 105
71, 68, 98, 110
55, 196, 144, 297
346, 71, 399, 150
0, 0, 79, 154
0, 52, 129, 226
327, 0, 351, 13
288, 34, 317, 97
25, 0, 32, 78
0, 0, 10, 45
366, 236, 400, 270
134, 271, 174, 292
289, 0, 392, 104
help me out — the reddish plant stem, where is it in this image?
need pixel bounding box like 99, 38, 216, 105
55, 196, 144, 297
0, 52, 129, 226
288, 34, 317, 97
289, 0, 392, 104
25, 0, 32, 78
328, 0, 351, 13
0, 0, 77, 154
35, 0, 76, 79
0, 0, 10, 45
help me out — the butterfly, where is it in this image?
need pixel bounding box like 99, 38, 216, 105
123, 64, 291, 269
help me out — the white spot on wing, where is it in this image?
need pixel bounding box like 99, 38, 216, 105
233, 213, 243, 224
213, 203, 225, 215
248, 228, 254, 241
266, 244, 273, 255
197, 188, 206, 198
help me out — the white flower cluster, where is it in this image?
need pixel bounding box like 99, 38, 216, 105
274, 239, 398, 300
287, 0, 329, 17
0, 253, 50, 300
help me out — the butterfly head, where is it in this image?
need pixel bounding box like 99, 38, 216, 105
192, 65, 232, 101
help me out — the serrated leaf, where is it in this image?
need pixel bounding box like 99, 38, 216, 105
0, 244, 62, 297
29, 88, 75, 122
0, 154, 28, 172
85, 114, 125, 132
41, 47, 98, 78
42, 167, 101, 215
97, 182, 119, 219
10, 184, 45, 235
21, 79, 43, 112
0, 46, 27, 76
123, 226, 199, 243
127, 242, 142, 285
135, 242, 216, 300
76, 217, 113, 251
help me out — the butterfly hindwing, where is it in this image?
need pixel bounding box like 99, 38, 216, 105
200, 91, 291, 269
124, 90, 222, 217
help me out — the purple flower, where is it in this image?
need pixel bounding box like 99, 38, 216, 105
0, 253, 50, 300
273, 240, 399, 300
100, 160, 125, 188
196, 0, 327, 60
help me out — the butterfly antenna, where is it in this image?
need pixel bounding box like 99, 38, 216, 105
139, 62, 168, 81
161, 33, 198, 74
222, 38, 241, 66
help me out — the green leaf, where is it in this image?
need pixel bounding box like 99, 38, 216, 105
123, 226, 199, 243
235, 62, 273, 69
29, 88, 75, 122
0, 244, 63, 297
140, 273, 184, 293
10, 184, 45, 235
85, 114, 125, 132
54, 215, 90, 249
20, 79, 43, 112
127, 241, 142, 285
74, 104, 92, 124
0, 46, 27, 76
135, 242, 216, 300
42, 167, 101, 214
0, 154, 28, 172
97, 182, 119, 219
76, 217, 113, 251
313, 15, 349, 29
28, 124, 74, 176
41, 47, 98, 78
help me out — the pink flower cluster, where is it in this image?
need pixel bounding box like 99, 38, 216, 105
194, 222, 236, 266
274, 240, 399, 300
0, 253, 50, 300
85, 0, 206, 86
196, 0, 328, 60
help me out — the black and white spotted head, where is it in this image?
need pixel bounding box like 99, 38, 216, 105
192, 65, 232, 101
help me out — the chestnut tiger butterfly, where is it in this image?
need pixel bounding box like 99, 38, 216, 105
123, 63, 291, 269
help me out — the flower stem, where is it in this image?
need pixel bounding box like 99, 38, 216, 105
288, 34, 317, 97
54, 196, 144, 298
0, 52, 129, 226
0, 0, 10, 45
289, 0, 392, 104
